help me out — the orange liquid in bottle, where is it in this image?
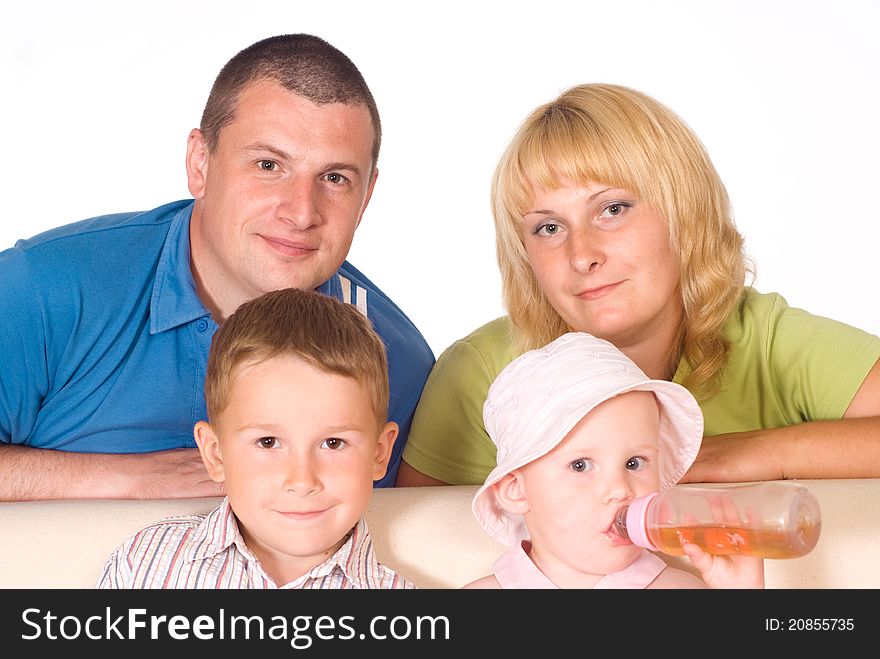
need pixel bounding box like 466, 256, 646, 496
650, 521, 821, 559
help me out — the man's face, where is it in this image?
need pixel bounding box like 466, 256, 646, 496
187, 80, 377, 320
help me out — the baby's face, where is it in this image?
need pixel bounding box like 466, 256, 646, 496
516, 390, 662, 582
199, 353, 395, 583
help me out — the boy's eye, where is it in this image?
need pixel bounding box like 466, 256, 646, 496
322, 437, 346, 450
258, 437, 278, 449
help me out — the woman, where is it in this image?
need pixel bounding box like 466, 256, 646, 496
397, 83, 880, 487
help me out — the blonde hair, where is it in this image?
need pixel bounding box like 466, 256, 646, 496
492, 83, 752, 397
204, 288, 389, 422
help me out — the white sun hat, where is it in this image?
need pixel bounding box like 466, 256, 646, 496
472, 332, 704, 547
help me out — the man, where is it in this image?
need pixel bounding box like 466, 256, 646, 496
0, 34, 434, 500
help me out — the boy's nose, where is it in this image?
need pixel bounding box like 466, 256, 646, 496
283, 457, 320, 495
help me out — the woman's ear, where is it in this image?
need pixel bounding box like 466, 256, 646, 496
194, 420, 225, 483
492, 470, 530, 515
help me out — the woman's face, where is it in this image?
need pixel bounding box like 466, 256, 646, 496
521, 178, 683, 358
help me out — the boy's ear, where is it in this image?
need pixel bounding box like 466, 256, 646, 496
492, 470, 530, 515
372, 421, 398, 481
194, 420, 226, 483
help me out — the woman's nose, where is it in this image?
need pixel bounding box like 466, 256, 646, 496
569, 227, 603, 273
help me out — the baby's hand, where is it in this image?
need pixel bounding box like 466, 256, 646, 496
683, 543, 764, 589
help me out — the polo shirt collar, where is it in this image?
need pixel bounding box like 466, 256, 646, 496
150, 201, 212, 334
316, 269, 342, 298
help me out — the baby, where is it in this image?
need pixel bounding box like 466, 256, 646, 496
464, 332, 764, 588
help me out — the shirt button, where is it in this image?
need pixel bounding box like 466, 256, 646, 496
196, 319, 209, 332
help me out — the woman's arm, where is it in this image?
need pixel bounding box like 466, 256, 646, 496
682, 360, 880, 482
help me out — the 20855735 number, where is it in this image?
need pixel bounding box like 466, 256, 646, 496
765, 618, 854, 631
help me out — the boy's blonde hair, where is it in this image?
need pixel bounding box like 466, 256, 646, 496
492, 83, 753, 397
204, 287, 389, 422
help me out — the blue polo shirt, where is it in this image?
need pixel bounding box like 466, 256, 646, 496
0, 200, 434, 487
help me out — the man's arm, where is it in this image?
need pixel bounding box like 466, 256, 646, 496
681, 359, 880, 482
0, 445, 224, 501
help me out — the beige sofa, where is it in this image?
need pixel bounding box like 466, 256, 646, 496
1, 479, 877, 589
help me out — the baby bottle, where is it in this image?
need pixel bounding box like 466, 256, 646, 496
614, 481, 821, 558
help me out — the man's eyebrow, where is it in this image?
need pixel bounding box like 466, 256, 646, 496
243, 144, 363, 177
243, 143, 291, 161
322, 161, 364, 177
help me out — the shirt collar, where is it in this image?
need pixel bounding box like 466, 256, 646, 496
316, 270, 342, 298
187, 497, 248, 562
287, 518, 374, 588
150, 201, 212, 334
186, 498, 377, 588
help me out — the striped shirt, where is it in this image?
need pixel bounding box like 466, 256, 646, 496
97, 497, 414, 589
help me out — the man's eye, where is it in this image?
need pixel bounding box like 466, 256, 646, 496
325, 172, 348, 185
258, 160, 277, 171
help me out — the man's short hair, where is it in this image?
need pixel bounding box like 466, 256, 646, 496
204, 288, 389, 423
200, 33, 381, 164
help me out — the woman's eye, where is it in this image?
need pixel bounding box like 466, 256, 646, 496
602, 202, 631, 217
322, 437, 346, 450
536, 222, 560, 236
258, 437, 278, 449
570, 458, 593, 473
258, 160, 277, 171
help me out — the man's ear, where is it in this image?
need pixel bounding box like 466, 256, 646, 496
372, 420, 398, 481
355, 166, 379, 230
194, 420, 225, 483
185, 128, 209, 200
492, 470, 530, 515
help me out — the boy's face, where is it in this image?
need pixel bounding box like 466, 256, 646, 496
194, 353, 396, 584
508, 390, 662, 582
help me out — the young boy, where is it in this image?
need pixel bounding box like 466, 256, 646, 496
98, 288, 413, 588
464, 332, 764, 589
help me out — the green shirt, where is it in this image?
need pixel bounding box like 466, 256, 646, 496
402, 289, 880, 485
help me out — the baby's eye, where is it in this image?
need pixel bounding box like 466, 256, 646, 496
569, 458, 593, 473
626, 456, 648, 471
321, 437, 346, 450
258, 437, 279, 449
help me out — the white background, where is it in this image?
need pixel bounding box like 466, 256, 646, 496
2, 0, 878, 357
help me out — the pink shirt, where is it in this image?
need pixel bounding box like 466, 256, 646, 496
492, 541, 667, 589
97, 497, 414, 589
